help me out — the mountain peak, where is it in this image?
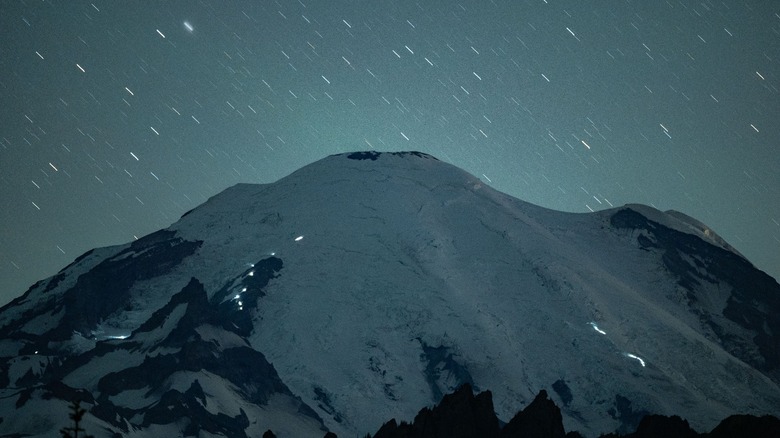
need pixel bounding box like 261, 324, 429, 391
1, 151, 778, 437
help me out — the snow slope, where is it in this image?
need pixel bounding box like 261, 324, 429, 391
0, 151, 778, 437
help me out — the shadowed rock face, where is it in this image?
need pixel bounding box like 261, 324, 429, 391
0, 230, 204, 350
59, 231, 204, 340
610, 208, 780, 377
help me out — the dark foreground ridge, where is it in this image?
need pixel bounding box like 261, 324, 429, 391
262, 384, 779, 438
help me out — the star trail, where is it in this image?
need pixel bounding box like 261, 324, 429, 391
1, 1, 778, 304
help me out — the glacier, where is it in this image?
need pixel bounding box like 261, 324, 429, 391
0, 151, 778, 437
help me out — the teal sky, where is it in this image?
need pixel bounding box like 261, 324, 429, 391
1, 1, 779, 305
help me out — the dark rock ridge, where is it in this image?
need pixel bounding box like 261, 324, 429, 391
262, 384, 779, 438
364, 385, 778, 438
373, 384, 500, 438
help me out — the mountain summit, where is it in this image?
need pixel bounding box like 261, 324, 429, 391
1, 151, 778, 437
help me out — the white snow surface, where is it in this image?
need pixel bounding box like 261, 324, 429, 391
1, 151, 778, 437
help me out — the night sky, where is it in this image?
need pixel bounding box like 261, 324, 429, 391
1, 1, 779, 306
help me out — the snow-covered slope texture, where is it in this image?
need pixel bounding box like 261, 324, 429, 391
0, 151, 778, 437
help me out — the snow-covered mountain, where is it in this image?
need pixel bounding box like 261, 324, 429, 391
1, 151, 778, 437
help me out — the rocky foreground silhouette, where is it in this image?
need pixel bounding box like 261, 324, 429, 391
264, 384, 779, 438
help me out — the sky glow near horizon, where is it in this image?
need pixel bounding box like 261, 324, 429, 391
0, 1, 778, 305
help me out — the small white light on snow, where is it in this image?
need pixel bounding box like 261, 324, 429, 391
625, 353, 646, 367
588, 321, 607, 335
